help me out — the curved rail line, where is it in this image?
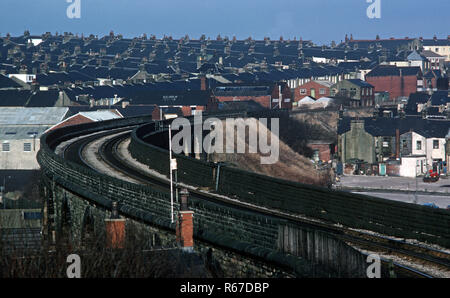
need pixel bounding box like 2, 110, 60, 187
103, 132, 450, 277
59, 126, 450, 278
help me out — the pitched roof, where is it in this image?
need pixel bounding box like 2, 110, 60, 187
78, 110, 122, 121
0, 107, 69, 125
123, 90, 211, 106
214, 85, 273, 97
0, 89, 31, 106
0, 74, 22, 88
430, 90, 450, 106
421, 50, 445, 58
366, 65, 422, 77
338, 116, 450, 138
346, 79, 374, 88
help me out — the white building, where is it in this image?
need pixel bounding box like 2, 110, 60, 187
0, 107, 69, 170
399, 130, 447, 177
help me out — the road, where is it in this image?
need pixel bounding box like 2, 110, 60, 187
340, 175, 450, 194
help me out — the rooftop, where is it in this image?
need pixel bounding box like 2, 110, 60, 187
0, 107, 69, 125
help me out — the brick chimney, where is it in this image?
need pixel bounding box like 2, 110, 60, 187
200, 76, 207, 90
105, 201, 126, 249
176, 188, 194, 252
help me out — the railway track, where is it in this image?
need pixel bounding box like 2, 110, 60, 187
61, 128, 450, 278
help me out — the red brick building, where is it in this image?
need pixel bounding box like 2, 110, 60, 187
307, 140, 334, 162
294, 80, 333, 102
365, 65, 422, 100
48, 110, 122, 131
213, 82, 292, 109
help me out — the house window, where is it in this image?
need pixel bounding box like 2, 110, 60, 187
2, 142, 10, 152
433, 140, 439, 149
416, 140, 422, 150
402, 140, 407, 149
300, 88, 307, 95
24, 143, 32, 152
313, 150, 320, 162
319, 88, 326, 95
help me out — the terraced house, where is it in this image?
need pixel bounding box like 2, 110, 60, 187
330, 79, 375, 107
338, 116, 450, 177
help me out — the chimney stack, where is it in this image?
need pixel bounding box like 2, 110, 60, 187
105, 201, 126, 249
176, 188, 194, 252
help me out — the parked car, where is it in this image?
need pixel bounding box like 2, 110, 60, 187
423, 170, 439, 183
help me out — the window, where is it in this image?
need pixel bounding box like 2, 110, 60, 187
433, 140, 439, 149
24, 143, 32, 152
402, 139, 407, 149
300, 88, 307, 95
319, 88, 326, 95
313, 150, 319, 162
416, 140, 422, 150
2, 142, 10, 152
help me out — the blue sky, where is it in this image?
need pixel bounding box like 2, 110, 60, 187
0, 0, 448, 45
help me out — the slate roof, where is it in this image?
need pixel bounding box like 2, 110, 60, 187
346, 79, 374, 88
405, 92, 429, 114
338, 116, 450, 138
26, 90, 61, 107
214, 85, 273, 97
430, 90, 450, 106
421, 50, 445, 58
0, 74, 22, 88
407, 51, 427, 61
123, 90, 211, 106
366, 65, 422, 77
422, 39, 450, 46
0, 107, 69, 125
78, 110, 122, 121
0, 89, 31, 106
0, 125, 49, 140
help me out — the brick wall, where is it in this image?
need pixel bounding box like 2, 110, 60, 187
366, 75, 418, 100
294, 81, 331, 102
307, 143, 332, 162
215, 95, 272, 108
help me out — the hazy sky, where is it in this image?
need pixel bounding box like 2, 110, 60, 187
0, 0, 448, 45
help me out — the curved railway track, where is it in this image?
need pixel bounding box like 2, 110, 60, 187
60, 127, 450, 278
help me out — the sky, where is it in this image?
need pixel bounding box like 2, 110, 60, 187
0, 0, 449, 45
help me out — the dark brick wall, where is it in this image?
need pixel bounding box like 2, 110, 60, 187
366, 75, 418, 100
